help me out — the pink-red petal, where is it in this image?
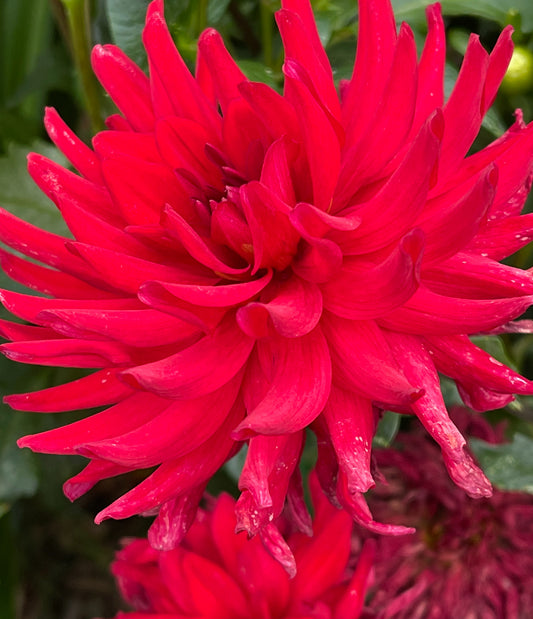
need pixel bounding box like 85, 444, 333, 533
91, 44, 154, 132
121, 314, 254, 398
94, 398, 244, 522
5, 368, 133, 412
80, 372, 243, 467
236, 275, 322, 338
322, 314, 422, 406
323, 387, 375, 493
386, 331, 492, 498
322, 229, 424, 320
233, 327, 331, 438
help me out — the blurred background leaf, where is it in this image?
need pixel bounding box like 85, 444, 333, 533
373, 411, 402, 448
391, 0, 533, 30
0, 141, 69, 235
470, 433, 533, 492
105, 0, 150, 70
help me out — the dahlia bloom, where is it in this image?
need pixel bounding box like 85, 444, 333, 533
109, 478, 374, 617
4, 0, 533, 562
362, 408, 533, 618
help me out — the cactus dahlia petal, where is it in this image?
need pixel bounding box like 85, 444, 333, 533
4, 0, 533, 563
110, 476, 374, 617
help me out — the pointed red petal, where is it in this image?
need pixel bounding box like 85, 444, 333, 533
44, 107, 103, 184
91, 44, 154, 132
412, 4, 445, 130
121, 314, 254, 398
17, 392, 165, 454
0, 247, 112, 299
323, 387, 375, 493
379, 287, 533, 335
234, 327, 331, 438
322, 229, 424, 319
419, 165, 497, 265
143, 270, 271, 308
387, 331, 493, 498
197, 28, 248, 113
283, 69, 340, 211
81, 373, 242, 467
337, 470, 415, 535
148, 484, 206, 551
440, 35, 489, 178
94, 400, 244, 521
5, 369, 133, 412
342, 0, 397, 143
2, 338, 133, 367
426, 334, 533, 395
239, 181, 300, 273
238, 432, 303, 509
322, 314, 421, 405
422, 252, 533, 299
38, 307, 199, 348
276, 8, 340, 120
237, 275, 322, 338
143, 9, 220, 133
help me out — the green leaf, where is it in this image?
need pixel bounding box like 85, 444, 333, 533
0, 353, 91, 511
508, 0, 533, 33
237, 60, 279, 88
105, 0, 150, 71
0, 405, 38, 505
391, 0, 505, 24
5, 45, 72, 110
0, 359, 49, 507
471, 335, 518, 371
208, 0, 232, 25
439, 375, 464, 408
391, 0, 533, 31
0, 140, 70, 300
373, 411, 402, 448
0, 140, 69, 237
0, 110, 40, 148
470, 433, 533, 493
314, 0, 358, 46
165, 0, 195, 31
224, 444, 247, 483
0, 0, 53, 104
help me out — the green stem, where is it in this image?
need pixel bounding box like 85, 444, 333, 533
61, 0, 103, 132
198, 0, 209, 33
260, 0, 274, 69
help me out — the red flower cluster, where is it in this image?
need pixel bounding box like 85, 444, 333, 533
362, 408, 533, 618
2, 0, 533, 567
110, 477, 374, 618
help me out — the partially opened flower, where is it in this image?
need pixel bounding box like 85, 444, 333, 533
5, 0, 533, 563
109, 476, 374, 618
362, 407, 533, 618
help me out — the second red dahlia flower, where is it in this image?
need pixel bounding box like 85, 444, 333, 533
4, 0, 533, 567
109, 476, 374, 618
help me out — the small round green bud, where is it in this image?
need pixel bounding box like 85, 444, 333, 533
501, 46, 533, 95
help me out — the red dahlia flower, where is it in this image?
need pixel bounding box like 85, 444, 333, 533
4, 0, 533, 563
109, 478, 374, 618
362, 408, 533, 619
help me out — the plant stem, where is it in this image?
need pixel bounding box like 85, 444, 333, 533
60, 0, 103, 131
260, 0, 274, 69
198, 0, 209, 33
